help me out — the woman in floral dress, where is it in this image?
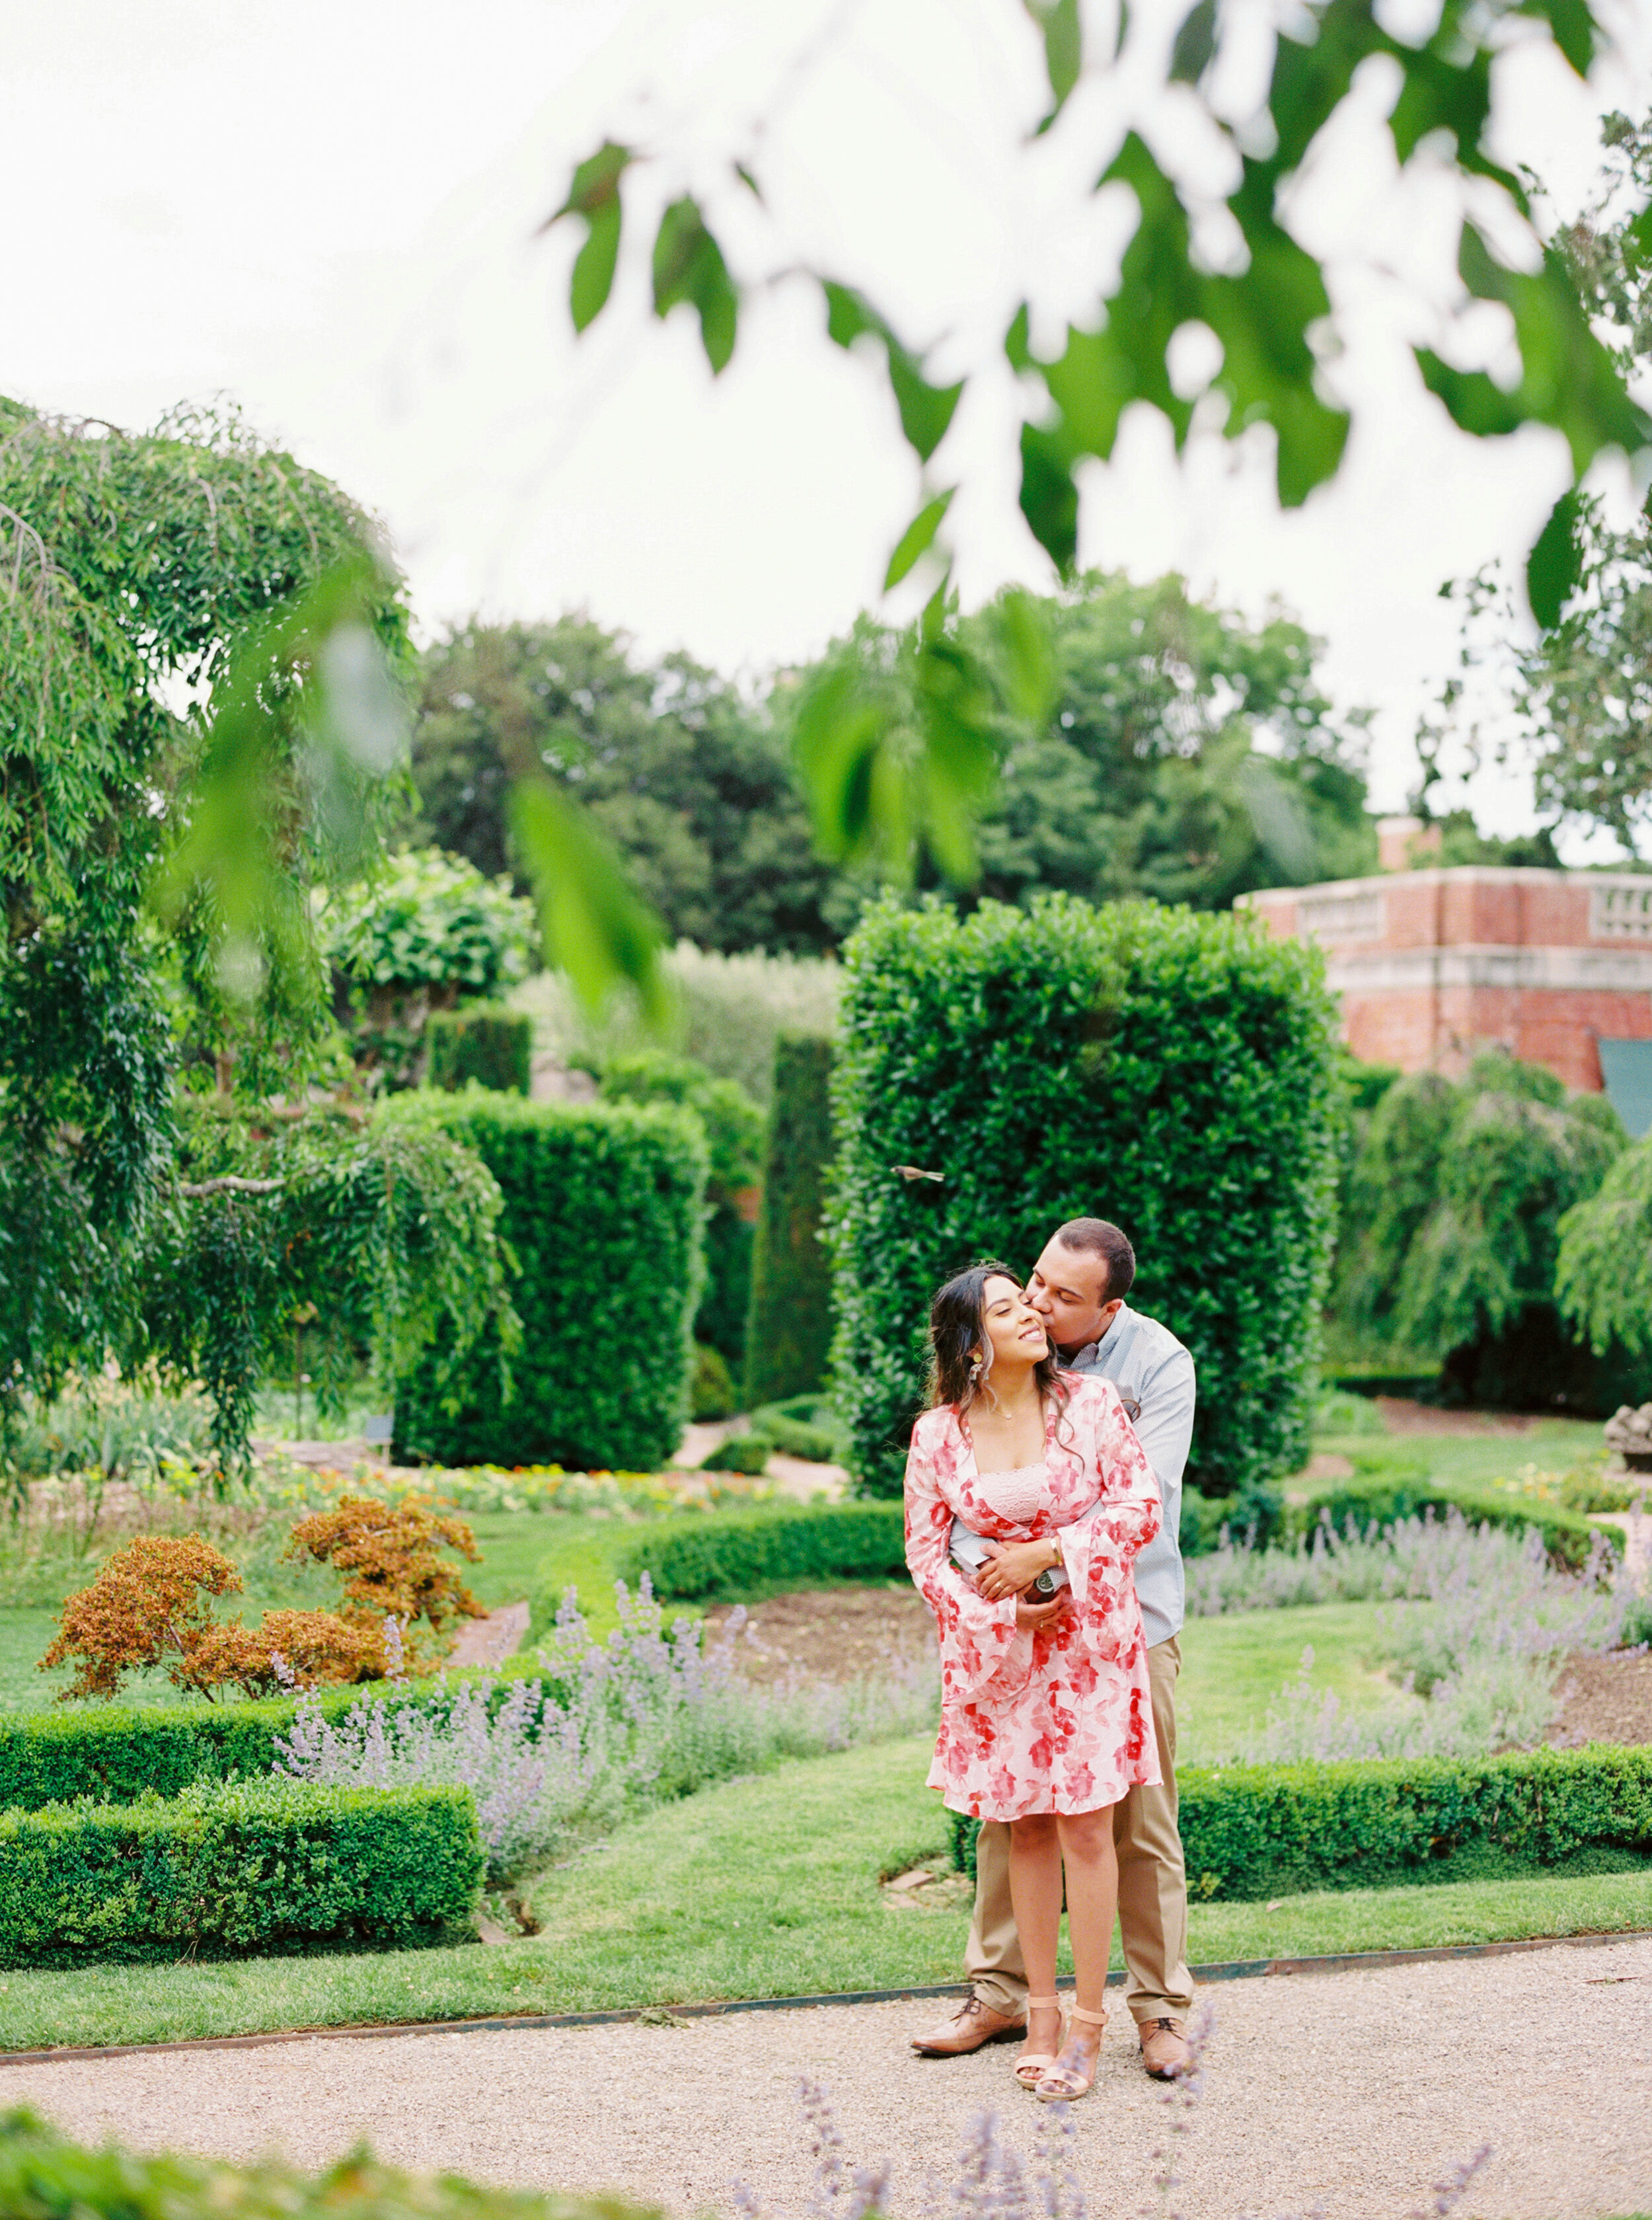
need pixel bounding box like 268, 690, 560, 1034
904, 1261, 1162, 2100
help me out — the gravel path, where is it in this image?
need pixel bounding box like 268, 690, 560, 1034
3, 1938, 1649, 2218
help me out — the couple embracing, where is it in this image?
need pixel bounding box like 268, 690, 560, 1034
902, 1219, 1196, 2102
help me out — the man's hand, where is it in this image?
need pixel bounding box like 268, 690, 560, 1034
977, 1538, 1059, 1601
1014, 1593, 1066, 1634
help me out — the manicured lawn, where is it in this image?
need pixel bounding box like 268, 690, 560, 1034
1, 1734, 1646, 2054
1177, 1600, 1409, 1761
1311, 1414, 1604, 1498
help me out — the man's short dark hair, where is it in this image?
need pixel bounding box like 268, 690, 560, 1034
1053, 1217, 1135, 1303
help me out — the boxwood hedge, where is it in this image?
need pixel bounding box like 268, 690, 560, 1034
0, 1681, 461, 1814
951, 1742, 1652, 1899
529, 1503, 907, 1628
829, 896, 1342, 1496
394, 1095, 707, 1470
0, 1777, 482, 1966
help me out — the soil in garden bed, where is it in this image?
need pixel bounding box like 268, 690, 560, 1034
1548, 1646, 1652, 1749
703, 1584, 934, 1682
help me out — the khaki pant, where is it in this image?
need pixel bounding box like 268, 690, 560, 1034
965, 1634, 1193, 2026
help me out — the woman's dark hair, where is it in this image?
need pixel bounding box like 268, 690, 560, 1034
926, 1260, 1067, 1420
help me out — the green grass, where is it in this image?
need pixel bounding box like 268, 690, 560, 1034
1310, 1414, 1605, 1499
1, 1735, 1647, 2053
1176, 1600, 1408, 1761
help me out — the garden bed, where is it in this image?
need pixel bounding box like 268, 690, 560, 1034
1550, 1647, 1652, 1749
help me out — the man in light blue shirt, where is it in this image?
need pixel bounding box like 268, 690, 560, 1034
909, 1217, 1197, 2081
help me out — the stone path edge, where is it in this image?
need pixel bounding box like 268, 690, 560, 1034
3, 1927, 1647, 2071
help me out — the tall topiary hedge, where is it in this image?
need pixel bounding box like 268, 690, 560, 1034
595, 1051, 763, 1371
426, 1005, 533, 1094
829, 896, 1341, 1496
745, 1032, 836, 1406
394, 1096, 706, 1470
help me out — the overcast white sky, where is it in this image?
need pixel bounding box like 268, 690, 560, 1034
5, 0, 1651, 847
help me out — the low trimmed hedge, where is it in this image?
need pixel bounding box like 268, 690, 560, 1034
1296, 1467, 1620, 1570
0, 1777, 482, 1966
950, 1742, 1652, 1900
527, 1504, 907, 1630
0, 1679, 495, 1814
614, 1503, 907, 1601
0, 2107, 638, 2220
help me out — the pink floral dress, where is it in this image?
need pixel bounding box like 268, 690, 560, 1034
903, 1373, 1163, 1821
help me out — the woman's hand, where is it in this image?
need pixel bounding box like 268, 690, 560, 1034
977, 1538, 1061, 1601
1014, 1593, 1066, 1634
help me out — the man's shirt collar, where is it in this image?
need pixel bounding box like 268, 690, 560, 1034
1063, 1301, 1131, 1375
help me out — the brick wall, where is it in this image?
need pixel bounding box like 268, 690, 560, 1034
1241, 868, 1652, 1091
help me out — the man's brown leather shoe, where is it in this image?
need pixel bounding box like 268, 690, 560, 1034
909, 1994, 1026, 2055
1139, 2016, 1191, 2080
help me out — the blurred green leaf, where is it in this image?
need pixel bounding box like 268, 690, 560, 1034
993, 586, 1056, 724
1419, 225, 1649, 473
1024, 0, 1082, 123
823, 282, 962, 462
156, 555, 410, 985
883, 489, 955, 589
507, 776, 667, 1020
913, 613, 997, 884
1013, 135, 1347, 568
792, 660, 889, 862
1169, 0, 1216, 85
1521, 0, 1595, 75
548, 141, 631, 334
1526, 485, 1583, 629
653, 197, 739, 373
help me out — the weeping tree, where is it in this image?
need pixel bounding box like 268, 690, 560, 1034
0, 400, 513, 1479
1556, 1138, 1652, 1383
1330, 1053, 1635, 1409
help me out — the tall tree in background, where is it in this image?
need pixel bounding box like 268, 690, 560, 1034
0, 400, 407, 1410
1425, 111, 1652, 857
0, 400, 515, 1471
787, 574, 1375, 918
410, 619, 840, 953
412, 578, 1374, 952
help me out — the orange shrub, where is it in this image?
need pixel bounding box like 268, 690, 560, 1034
285, 1494, 483, 1658
180, 1610, 388, 1699
41, 1535, 397, 1702
40, 1535, 244, 1701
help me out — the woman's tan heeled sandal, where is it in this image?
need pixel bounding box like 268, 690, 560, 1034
1035, 2004, 1106, 2101
1014, 1996, 1066, 2088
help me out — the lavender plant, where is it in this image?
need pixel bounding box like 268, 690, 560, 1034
272, 1577, 936, 1878
1224, 1517, 1632, 1765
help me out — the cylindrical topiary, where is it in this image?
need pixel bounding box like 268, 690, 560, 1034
743, 1032, 836, 1408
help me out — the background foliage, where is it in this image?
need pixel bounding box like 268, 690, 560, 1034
829, 895, 1343, 1496
138, 1095, 519, 1471
1331, 1053, 1639, 1410
0, 400, 410, 1426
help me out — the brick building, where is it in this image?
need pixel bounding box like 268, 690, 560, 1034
1241, 820, 1652, 1134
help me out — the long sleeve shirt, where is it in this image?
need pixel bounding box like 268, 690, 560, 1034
1063, 1303, 1195, 1646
